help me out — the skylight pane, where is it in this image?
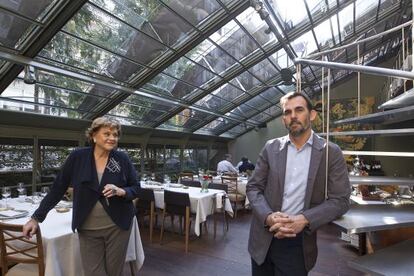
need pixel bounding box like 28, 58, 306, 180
270, 48, 293, 69
249, 59, 279, 83
314, 17, 334, 49
331, 14, 340, 44
0, 0, 58, 49
271, 0, 307, 28
338, 3, 354, 40
292, 30, 318, 57
210, 20, 259, 62
236, 7, 276, 47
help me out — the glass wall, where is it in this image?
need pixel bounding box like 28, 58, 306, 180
165, 147, 181, 173
40, 145, 74, 183
0, 144, 34, 187
0, 139, 214, 188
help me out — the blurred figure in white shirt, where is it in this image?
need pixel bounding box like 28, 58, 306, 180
217, 154, 238, 175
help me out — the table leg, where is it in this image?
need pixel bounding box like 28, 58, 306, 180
358, 233, 367, 255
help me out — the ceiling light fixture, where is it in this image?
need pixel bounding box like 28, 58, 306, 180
250, 0, 263, 12
250, 0, 268, 20
23, 65, 36, 85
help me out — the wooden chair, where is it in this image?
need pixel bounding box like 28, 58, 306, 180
207, 170, 217, 176
135, 188, 156, 242
222, 171, 238, 177
221, 176, 246, 218
63, 187, 73, 201
159, 190, 193, 253
0, 222, 45, 276
209, 183, 229, 238
179, 172, 194, 181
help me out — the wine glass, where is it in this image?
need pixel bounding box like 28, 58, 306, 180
163, 174, 170, 187
17, 182, 25, 193
17, 183, 27, 202
32, 192, 41, 206
40, 186, 50, 198
1, 187, 11, 209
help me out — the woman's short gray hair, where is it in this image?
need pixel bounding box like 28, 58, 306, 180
85, 117, 121, 144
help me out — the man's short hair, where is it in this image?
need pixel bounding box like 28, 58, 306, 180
224, 153, 232, 160
280, 91, 313, 111
241, 156, 248, 162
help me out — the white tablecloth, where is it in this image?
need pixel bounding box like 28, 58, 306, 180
141, 184, 233, 236
3, 198, 144, 276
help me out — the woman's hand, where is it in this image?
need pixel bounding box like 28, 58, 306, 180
103, 184, 126, 198
22, 218, 39, 239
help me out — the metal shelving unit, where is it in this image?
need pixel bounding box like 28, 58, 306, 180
333, 105, 414, 125
349, 175, 414, 187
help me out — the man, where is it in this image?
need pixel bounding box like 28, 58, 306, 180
247, 92, 350, 275
238, 156, 255, 173
217, 153, 238, 174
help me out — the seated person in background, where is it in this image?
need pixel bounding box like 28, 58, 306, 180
235, 158, 243, 171
238, 157, 255, 173
217, 154, 238, 175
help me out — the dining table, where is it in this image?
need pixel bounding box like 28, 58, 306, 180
141, 182, 234, 236
0, 197, 145, 276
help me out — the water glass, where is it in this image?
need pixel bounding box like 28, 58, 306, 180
40, 186, 50, 198
1, 187, 11, 209
32, 192, 42, 206
18, 187, 27, 202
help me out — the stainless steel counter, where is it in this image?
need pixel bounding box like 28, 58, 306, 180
348, 239, 414, 276
333, 204, 414, 255
333, 204, 414, 234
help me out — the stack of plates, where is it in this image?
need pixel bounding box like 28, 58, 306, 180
0, 209, 29, 220
168, 183, 183, 188
56, 200, 72, 208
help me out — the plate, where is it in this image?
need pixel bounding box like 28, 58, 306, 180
0, 209, 29, 220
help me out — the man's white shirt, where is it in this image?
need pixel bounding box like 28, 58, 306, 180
217, 160, 238, 173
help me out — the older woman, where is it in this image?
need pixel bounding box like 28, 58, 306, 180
23, 117, 140, 276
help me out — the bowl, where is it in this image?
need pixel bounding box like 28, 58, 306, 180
55, 207, 70, 213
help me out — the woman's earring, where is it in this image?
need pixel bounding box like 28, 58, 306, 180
93, 138, 96, 143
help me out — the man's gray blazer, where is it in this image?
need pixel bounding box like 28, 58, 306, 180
247, 133, 350, 271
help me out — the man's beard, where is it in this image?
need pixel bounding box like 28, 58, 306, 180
286, 119, 310, 137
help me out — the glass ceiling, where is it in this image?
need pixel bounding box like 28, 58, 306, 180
0, 0, 411, 138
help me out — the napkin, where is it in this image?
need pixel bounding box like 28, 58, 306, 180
216, 192, 225, 209
143, 184, 164, 190
146, 180, 163, 186
0, 210, 22, 217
